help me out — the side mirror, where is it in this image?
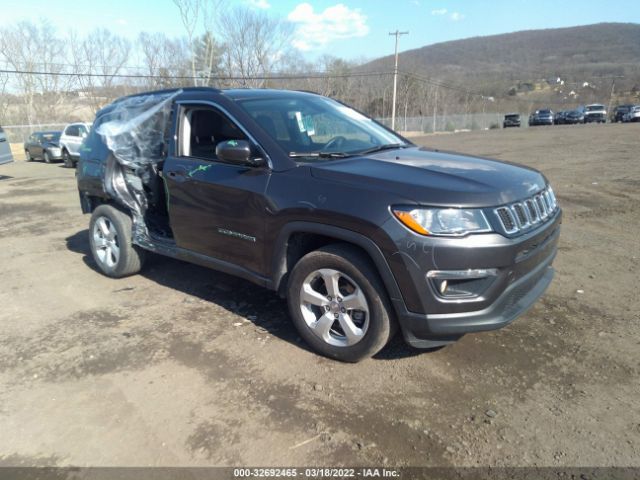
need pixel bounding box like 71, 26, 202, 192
215, 139, 265, 167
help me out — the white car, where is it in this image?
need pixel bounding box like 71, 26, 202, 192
582, 104, 607, 124
59, 122, 91, 168
0, 126, 14, 165
623, 105, 640, 123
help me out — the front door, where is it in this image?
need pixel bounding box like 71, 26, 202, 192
163, 105, 270, 276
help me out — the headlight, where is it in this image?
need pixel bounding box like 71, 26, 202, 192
392, 207, 492, 236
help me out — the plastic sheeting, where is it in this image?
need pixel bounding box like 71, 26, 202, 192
95, 89, 182, 247
96, 90, 181, 169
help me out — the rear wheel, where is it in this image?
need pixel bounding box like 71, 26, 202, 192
89, 205, 145, 278
287, 244, 396, 362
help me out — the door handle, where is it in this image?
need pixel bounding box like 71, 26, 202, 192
166, 167, 188, 181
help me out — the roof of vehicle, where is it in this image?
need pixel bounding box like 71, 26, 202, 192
585, 104, 605, 107
112, 86, 321, 104
504, 113, 520, 116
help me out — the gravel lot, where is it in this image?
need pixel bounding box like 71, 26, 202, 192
0, 123, 638, 468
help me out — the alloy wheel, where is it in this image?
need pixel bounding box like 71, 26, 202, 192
299, 268, 369, 347
92, 216, 120, 268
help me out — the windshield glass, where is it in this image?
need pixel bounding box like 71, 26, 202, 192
42, 132, 61, 141
237, 95, 406, 159
586, 105, 604, 112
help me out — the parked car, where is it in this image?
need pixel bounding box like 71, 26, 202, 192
622, 105, 640, 123
554, 111, 567, 125
503, 113, 521, 128
24, 131, 63, 163
563, 110, 585, 125
529, 109, 554, 126
582, 104, 607, 123
611, 104, 634, 123
0, 126, 13, 165
59, 122, 91, 167
77, 88, 561, 362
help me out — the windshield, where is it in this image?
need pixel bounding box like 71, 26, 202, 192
505, 114, 519, 119
538, 110, 551, 115
237, 95, 407, 160
586, 105, 604, 112
42, 132, 61, 142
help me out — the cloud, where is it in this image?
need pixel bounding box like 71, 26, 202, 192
247, 0, 271, 9
431, 8, 447, 15
450, 11, 464, 21
288, 3, 369, 51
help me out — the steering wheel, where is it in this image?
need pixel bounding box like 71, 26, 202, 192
322, 136, 347, 152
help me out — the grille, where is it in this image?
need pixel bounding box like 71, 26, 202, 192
496, 207, 517, 233
513, 203, 528, 226
494, 186, 558, 235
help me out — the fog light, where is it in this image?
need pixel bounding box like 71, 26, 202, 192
427, 269, 498, 299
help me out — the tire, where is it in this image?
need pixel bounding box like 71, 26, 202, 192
25, 150, 32, 162
63, 149, 73, 168
44, 151, 51, 163
89, 204, 145, 278
286, 243, 396, 362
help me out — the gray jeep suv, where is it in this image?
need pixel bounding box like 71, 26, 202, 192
76, 88, 561, 362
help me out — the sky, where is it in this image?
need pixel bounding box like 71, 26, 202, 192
2, 0, 640, 61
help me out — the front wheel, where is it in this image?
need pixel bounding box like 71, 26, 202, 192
89, 205, 145, 278
44, 151, 52, 163
25, 150, 32, 161
287, 244, 396, 362
63, 150, 73, 168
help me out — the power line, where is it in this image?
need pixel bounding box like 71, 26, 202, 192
0, 68, 393, 81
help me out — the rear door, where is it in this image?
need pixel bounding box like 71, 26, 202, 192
163, 102, 270, 276
0, 127, 13, 165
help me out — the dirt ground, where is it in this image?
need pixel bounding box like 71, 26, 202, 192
0, 123, 638, 469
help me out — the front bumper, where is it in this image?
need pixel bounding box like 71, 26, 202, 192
386, 210, 561, 348
400, 250, 555, 348
584, 114, 605, 123
46, 147, 63, 159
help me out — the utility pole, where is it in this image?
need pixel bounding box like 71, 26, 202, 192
389, 30, 408, 131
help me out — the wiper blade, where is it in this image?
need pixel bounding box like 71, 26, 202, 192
288, 151, 351, 159
355, 143, 409, 155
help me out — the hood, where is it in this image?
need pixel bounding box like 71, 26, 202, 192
310, 147, 547, 208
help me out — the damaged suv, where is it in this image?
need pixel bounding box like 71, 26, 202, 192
77, 88, 561, 362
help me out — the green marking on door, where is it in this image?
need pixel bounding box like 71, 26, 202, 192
187, 164, 213, 177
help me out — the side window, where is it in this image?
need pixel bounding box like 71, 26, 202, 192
181, 107, 247, 161
66, 126, 79, 137
79, 125, 89, 136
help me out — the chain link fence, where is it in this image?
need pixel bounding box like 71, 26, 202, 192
2, 124, 68, 143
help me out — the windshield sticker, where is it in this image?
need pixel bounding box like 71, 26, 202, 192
303, 115, 315, 136
294, 112, 306, 133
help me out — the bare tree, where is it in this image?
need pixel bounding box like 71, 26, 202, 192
0, 20, 74, 124
138, 32, 192, 89
217, 6, 293, 87
71, 29, 131, 113
172, 0, 202, 86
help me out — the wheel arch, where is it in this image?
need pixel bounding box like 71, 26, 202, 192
271, 222, 403, 307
